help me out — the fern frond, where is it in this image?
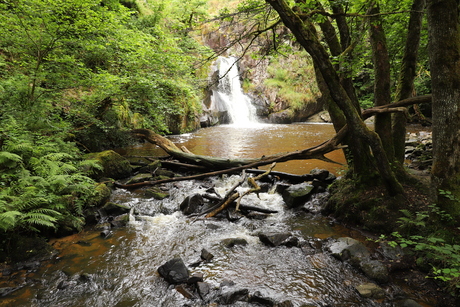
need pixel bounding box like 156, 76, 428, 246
43, 153, 73, 161
0, 151, 23, 169
78, 159, 103, 174
0, 210, 21, 231
20, 212, 58, 229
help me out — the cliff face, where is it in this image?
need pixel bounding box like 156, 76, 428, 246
200, 20, 323, 125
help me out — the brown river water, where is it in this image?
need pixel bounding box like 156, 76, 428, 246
1, 123, 436, 307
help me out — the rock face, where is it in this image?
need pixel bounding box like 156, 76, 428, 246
157, 257, 190, 284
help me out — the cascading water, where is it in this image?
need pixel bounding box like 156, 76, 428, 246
212, 56, 259, 126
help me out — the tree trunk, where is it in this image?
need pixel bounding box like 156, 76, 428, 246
265, 0, 404, 195
369, 4, 395, 162
393, 0, 426, 164
427, 0, 460, 216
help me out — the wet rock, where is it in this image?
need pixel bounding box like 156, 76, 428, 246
0, 287, 16, 297
16, 260, 41, 271
227, 209, 243, 221
258, 232, 299, 247
197, 281, 211, 300
187, 272, 204, 284
220, 279, 235, 287
145, 187, 170, 200
245, 211, 270, 219
282, 182, 315, 208
275, 183, 290, 194
218, 288, 249, 304
355, 282, 386, 299
394, 298, 423, 307
158, 257, 190, 284
180, 194, 205, 215
101, 202, 131, 217
100, 229, 113, 239
110, 214, 129, 228
250, 291, 276, 306
310, 168, 330, 181
276, 301, 294, 307
138, 160, 161, 173
221, 237, 248, 248
359, 259, 389, 283
94, 222, 111, 231
201, 248, 214, 261
327, 237, 370, 264
175, 284, 196, 299
155, 169, 176, 178
2, 267, 13, 276
125, 173, 152, 185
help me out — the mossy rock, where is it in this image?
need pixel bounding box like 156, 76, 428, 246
125, 173, 153, 185
138, 160, 162, 173
145, 187, 170, 200
101, 202, 131, 216
85, 150, 132, 180
155, 169, 176, 178
88, 183, 111, 207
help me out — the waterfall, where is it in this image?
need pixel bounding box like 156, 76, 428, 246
212, 56, 258, 126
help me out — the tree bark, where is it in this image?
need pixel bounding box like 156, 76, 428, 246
393, 0, 426, 164
369, 4, 395, 162
427, 0, 460, 215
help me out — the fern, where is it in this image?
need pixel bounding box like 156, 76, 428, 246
0, 210, 21, 231
0, 151, 23, 169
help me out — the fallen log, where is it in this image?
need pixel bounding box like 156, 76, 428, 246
115, 127, 347, 189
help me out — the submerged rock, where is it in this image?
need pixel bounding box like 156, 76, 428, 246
221, 237, 248, 248
157, 257, 189, 284
355, 282, 386, 299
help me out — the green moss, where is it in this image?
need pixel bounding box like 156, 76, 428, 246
85, 150, 132, 180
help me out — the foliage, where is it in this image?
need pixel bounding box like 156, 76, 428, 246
0, 0, 210, 152
0, 118, 102, 233
264, 50, 320, 111
378, 200, 460, 295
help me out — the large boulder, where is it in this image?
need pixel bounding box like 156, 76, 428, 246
84, 150, 132, 180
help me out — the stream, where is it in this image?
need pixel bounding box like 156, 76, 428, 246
0, 123, 438, 307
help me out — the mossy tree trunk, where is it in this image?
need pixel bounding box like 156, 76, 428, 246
266, 0, 404, 195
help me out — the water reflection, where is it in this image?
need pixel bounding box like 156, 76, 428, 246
121, 123, 347, 175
